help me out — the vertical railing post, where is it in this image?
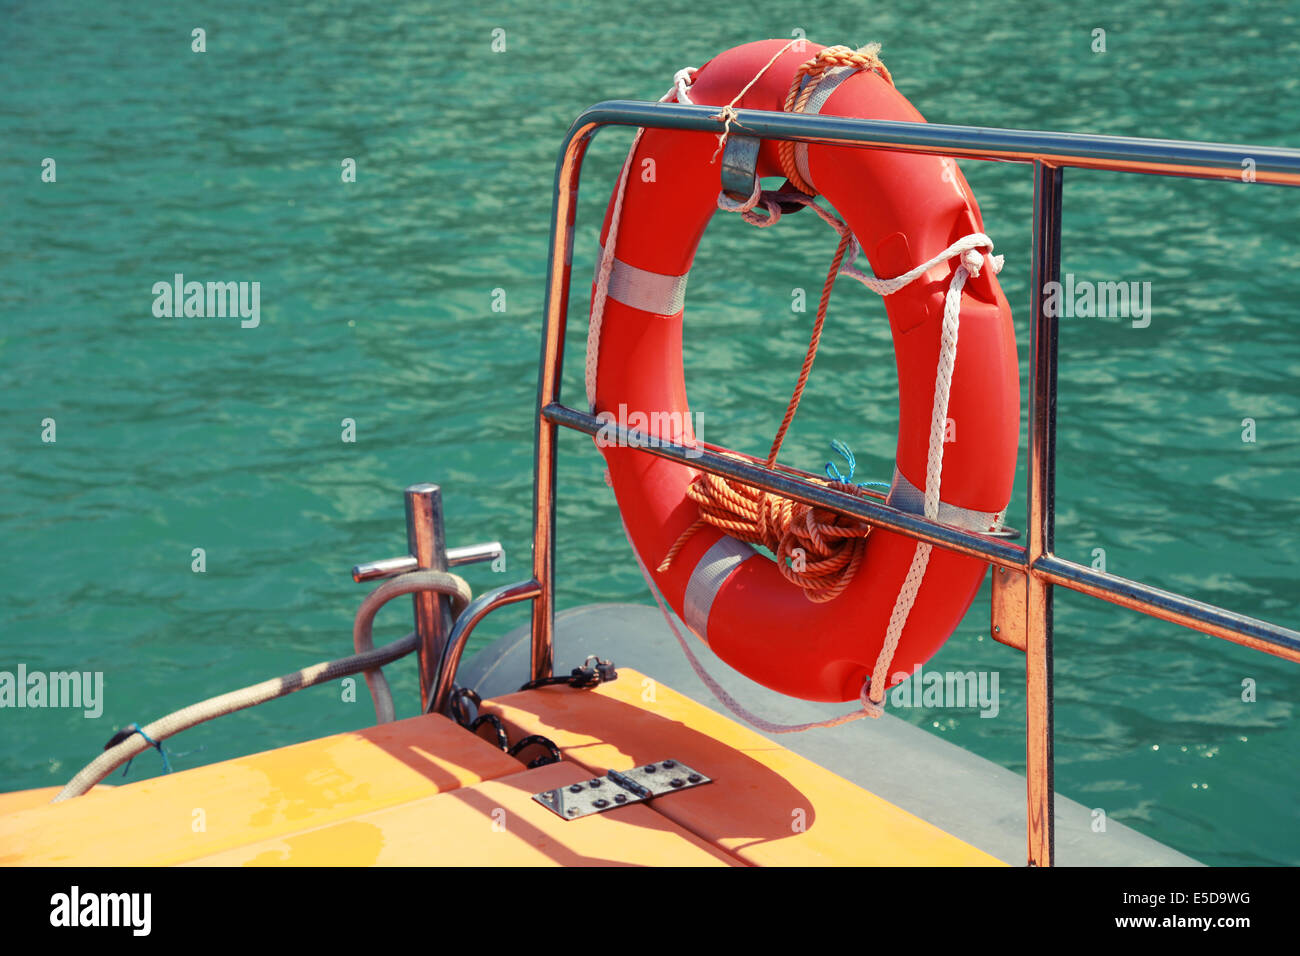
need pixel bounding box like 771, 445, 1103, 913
531, 127, 595, 683
406, 483, 452, 707
1026, 160, 1063, 866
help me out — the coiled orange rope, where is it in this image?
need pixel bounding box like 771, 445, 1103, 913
657, 44, 893, 603
778, 44, 892, 196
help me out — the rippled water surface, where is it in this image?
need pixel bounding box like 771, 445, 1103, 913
2, 0, 1297, 864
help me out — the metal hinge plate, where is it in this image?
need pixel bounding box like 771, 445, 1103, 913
532, 759, 711, 820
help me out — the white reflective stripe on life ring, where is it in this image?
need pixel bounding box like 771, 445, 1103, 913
595, 243, 690, 316
683, 535, 758, 642
886, 466, 1004, 533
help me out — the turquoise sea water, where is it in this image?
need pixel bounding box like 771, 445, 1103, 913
2, 1, 1297, 864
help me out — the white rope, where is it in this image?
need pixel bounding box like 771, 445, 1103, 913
585, 67, 697, 410
860, 239, 1003, 711
671, 67, 697, 105
715, 178, 765, 216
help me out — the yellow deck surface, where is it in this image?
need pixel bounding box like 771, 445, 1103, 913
184, 759, 738, 866
0, 785, 113, 815
1, 671, 1002, 866
482, 669, 1004, 866
0, 713, 521, 866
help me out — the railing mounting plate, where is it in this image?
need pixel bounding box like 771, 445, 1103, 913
991, 565, 1028, 652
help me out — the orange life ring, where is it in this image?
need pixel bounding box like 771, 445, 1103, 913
590, 39, 1019, 703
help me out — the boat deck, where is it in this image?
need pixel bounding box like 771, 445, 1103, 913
0, 669, 998, 866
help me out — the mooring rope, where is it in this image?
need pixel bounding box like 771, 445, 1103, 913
54, 570, 472, 801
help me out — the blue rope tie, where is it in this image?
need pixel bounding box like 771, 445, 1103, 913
824, 440, 890, 492
119, 723, 171, 777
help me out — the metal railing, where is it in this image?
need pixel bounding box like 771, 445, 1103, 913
480, 100, 1300, 867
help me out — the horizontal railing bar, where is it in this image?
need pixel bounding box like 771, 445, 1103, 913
545, 403, 1300, 663
1033, 555, 1300, 662
696, 440, 1021, 540
543, 402, 1026, 567
570, 101, 1300, 187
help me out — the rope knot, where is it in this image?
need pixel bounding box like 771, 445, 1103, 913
711, 103, 740, 127
960, 246, 1003, 278
709, 105, 748, 163
672, 67, 698, 104
859, 681, 885, 718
